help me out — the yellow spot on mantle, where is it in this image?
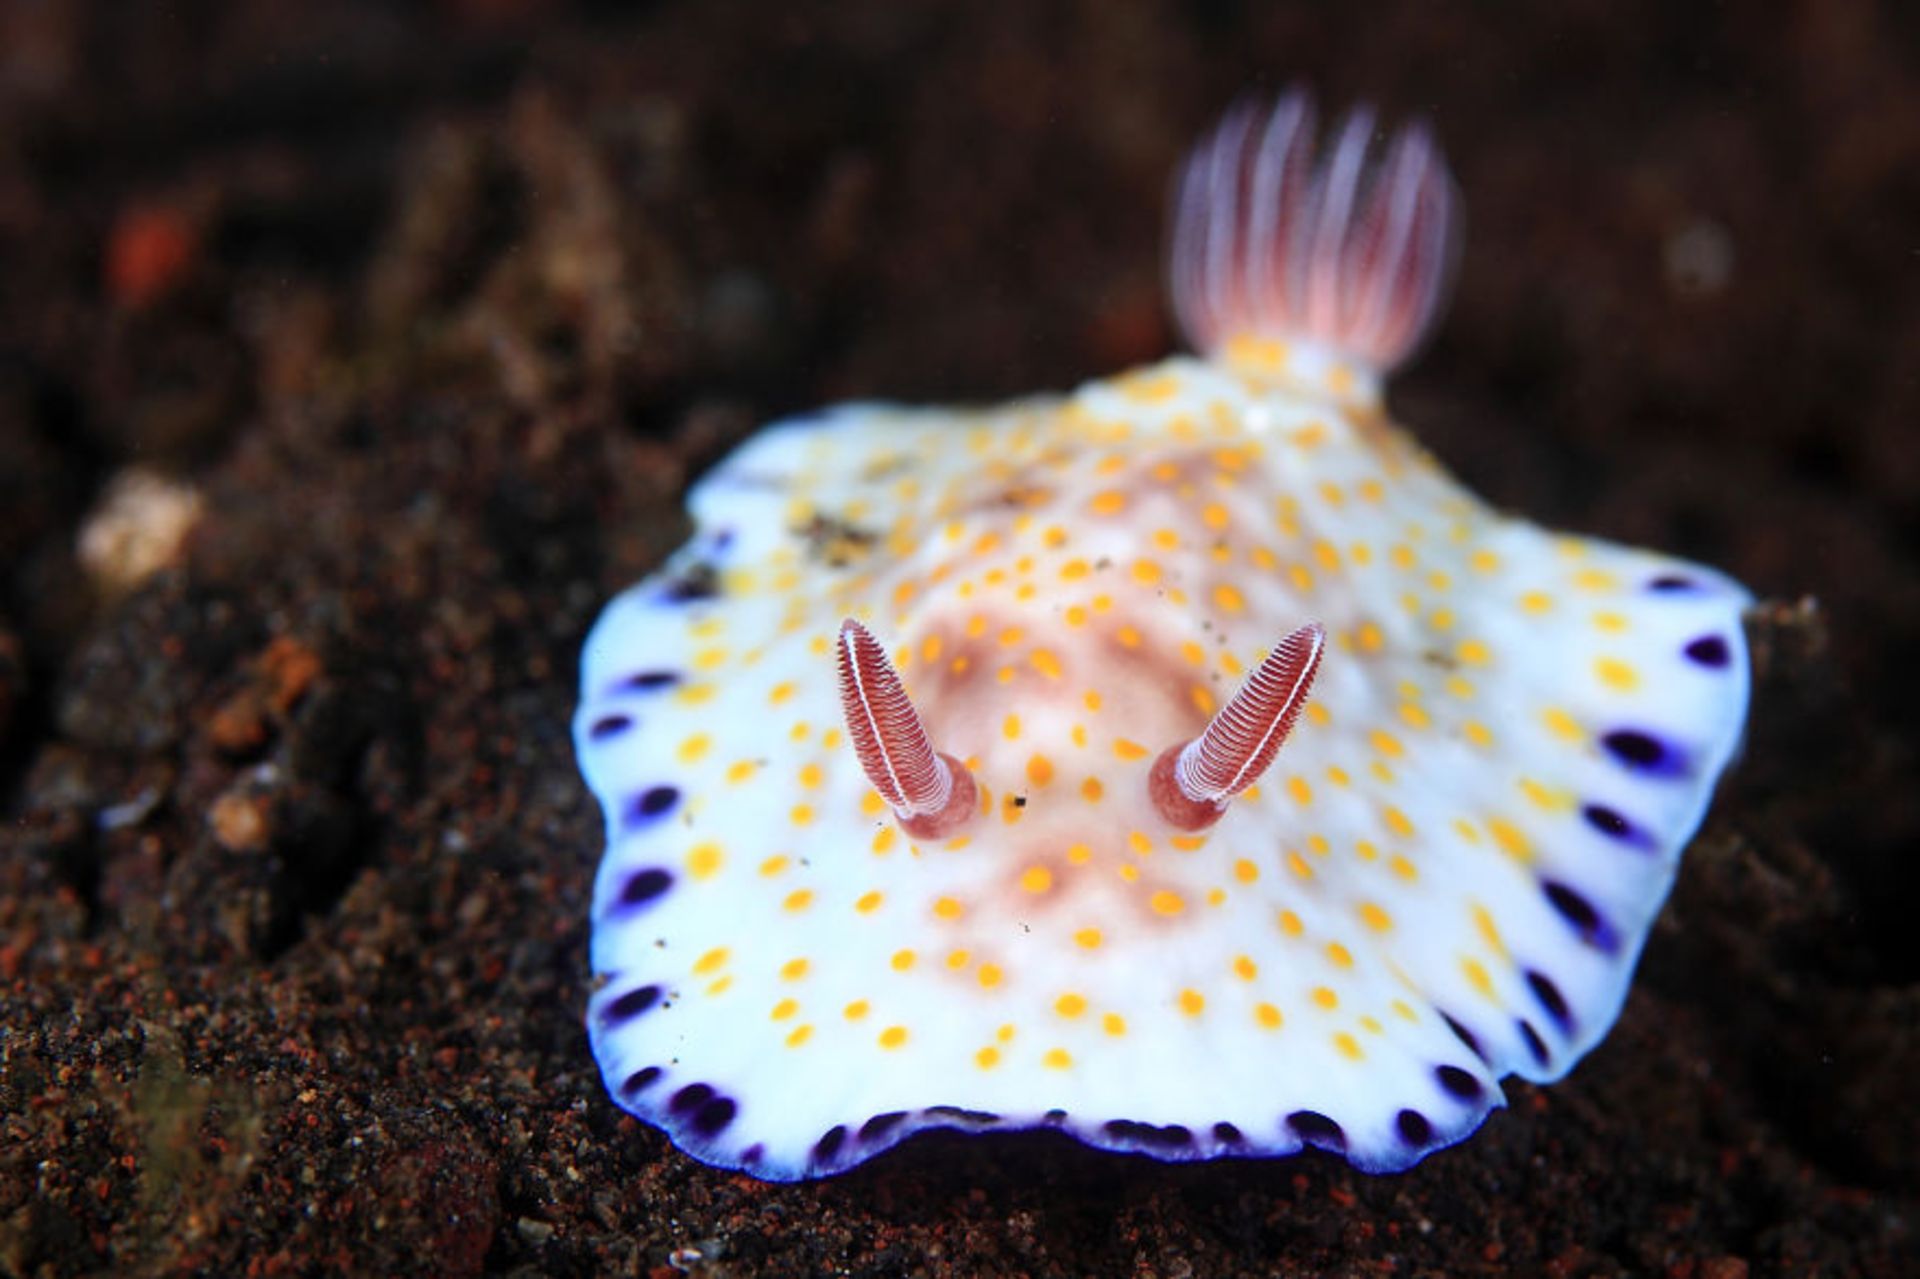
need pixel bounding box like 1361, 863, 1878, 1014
1520, 777, 1571, 812
1595, 656, 1640, 692
1462, 956, 1495, 999
687, 842, 723, 880
1542, 707, 1584, 742
1487, 816, 1534, 863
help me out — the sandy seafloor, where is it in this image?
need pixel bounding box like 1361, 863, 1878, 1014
2, 2, 1916, 1275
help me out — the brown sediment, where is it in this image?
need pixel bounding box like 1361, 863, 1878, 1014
0, 3, 1915, 1276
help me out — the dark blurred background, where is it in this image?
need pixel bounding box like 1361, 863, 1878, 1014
1, 2, 1914, 1275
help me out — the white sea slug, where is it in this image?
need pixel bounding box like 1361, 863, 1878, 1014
571, 90, 1751, 1180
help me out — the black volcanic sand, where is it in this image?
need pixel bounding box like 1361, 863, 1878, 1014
2, 2, 1915, 1275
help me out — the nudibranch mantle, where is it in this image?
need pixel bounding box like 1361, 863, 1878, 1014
574, 91, 1751, 1180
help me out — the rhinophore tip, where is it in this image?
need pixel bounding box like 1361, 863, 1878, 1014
1150, 622, 1326, 830
835, 618, 978, 839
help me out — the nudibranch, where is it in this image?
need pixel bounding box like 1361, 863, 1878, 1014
573, 90, 1751, 1179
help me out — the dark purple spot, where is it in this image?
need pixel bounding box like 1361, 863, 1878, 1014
1441, 1012, 1487, 1063
1435, 1065, 1483, 1101
620, 1066, 662, 1095
1684, 635, 1731, 668
1396, 1109, 1434, 1146
1602, 729, 1689, 778
813, 1125, 847, 1161
618, 867, 674, 909
1104, 1120, 1192, 1149
1043, 1109, 1069, 1126
1213, 1122, 1245, 1145
741, 1143, 764, 1165
663, 564, 720, 603
926, 1105, 1000, 1125
859, 1112, 908, 1142
1518, 1019, 1550, 1066
621, 670, 681, 693
1544, 879, 1618, 953
1648, 574, 1697, 592
589, 714, 634, 740
669, 1083, 713, 1114
623, 785, 680, 829
1580, 803, 1650, 849
1287, 1110, 1346, 1152
1526, 969, 1573, 1031
603, 984, 661, 1024
691, 1096, 737, 1136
